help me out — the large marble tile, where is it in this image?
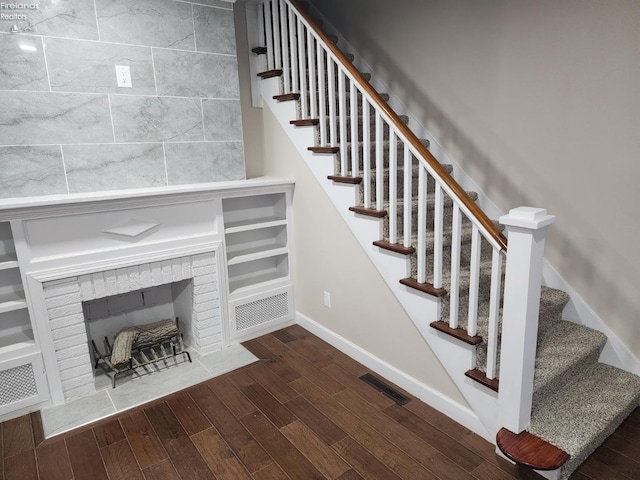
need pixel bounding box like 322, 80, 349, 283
110, 95, 204, 143
41, 389, 116, 438
107, 357, 211, 411
63, 143, 167, 192
189, 0, 233, 9
194, 5, 236, 55
0, 34, 48, 91
0, 0, 99, 40
154, 49, 240, 98
165, 141, 245, 185
45, 38, 155, 95
0, 146, 68, 198
202, 99, 242, 141
0, 92, 113, 145
95, 0, 195, 50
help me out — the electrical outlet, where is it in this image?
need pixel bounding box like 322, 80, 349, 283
115, 65, 132, 88
323, 291, 331, 308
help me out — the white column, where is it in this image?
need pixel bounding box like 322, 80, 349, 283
498, 206, 556, 433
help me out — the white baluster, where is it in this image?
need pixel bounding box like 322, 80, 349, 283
258, 2, 265, 52
403, 144, 412, 247
338, 70, 347, 175
350, 82, 359, 177
264, 1, 274, 70
271, 1, 281, 70
279, 0, 289, 92
486, 248, 503, 380
434, 185, 444, 289
449, 204, 462, 328
297, 19, 307, 118
417, 166, 427, 282
375, 112, 384, 211
388, 133, 398, 244
363, 98, 371, 208
327, 60, 337, 145
288, 6, 298, 92
307, 31, 317, 119
317, 48, 327, 145
467, 224, 481, 337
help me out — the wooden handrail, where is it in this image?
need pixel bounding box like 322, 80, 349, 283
288, 0, 508, 252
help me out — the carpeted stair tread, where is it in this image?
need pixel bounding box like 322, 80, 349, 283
532, 321, 607, 403
528, 363, 640, 479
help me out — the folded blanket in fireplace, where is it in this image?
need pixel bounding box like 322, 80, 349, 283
110, 319, 179, 369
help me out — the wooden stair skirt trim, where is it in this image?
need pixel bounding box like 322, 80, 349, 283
496, 428, 570, 471
464, 368, 499, 392
290, 118, 319, 127
309, 146, 340, 153
251, 46, 267, 55
348, 206, 387, 218
373, 240, 415, 255
257, 69, 283, 79
429, 320, 483, 346
399, 277, 447, 297
328, 175, 362, 184
274, 93, 301, 102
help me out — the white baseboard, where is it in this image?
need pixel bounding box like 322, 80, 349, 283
296, 312, 492, 441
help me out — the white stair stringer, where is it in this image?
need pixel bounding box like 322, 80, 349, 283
259, 75, 499, 442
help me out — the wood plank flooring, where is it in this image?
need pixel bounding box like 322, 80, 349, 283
1, 325, 638, 479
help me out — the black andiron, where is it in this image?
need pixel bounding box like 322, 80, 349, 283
90, 317, 192, 388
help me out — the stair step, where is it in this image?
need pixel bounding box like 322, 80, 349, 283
399, 277, 447, 297
257, 69, 283, 79
528, 363, 640, 477
309, 146, 339, 154
252, 46, 267, 55
465, 368, 499, 392
327, 175, 362, 184
290, 118, 319, 127
349, 205, 387, 218
496, 429, 570, 471
274, 93, 300, 102
372, 240, 415, 255
430, 320, 482, 346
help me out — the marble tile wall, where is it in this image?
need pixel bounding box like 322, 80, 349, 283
0, 0, 244, 199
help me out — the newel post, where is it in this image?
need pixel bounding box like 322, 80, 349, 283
498, 207, 556, 433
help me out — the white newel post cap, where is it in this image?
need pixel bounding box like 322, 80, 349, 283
499, 206, 556, 230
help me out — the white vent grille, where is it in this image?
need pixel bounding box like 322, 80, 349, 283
0, 364, 38, 406
236, 292, 289, 331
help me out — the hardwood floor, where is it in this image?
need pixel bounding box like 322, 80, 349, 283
1, 325, 638, 479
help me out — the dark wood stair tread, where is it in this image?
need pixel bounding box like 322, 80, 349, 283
429, 320, 483, 346
465, 368, 499, 392
373, 240, 415, 255
251, 46, 267, 55
274, 93, 300, 101
290, 119, 319, 126
348, 206, 387, 218
328, 175, 362, 184
257, 69, 283, 79
399, 277, 447, 297
309, 146, 340, 153
496, 428, 570, 471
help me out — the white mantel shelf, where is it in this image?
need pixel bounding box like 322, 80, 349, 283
0, 177, 295, 221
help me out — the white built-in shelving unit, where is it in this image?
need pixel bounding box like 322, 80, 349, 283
223, 191, 295, 340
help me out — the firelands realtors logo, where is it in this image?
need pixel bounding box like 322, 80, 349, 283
0, 2, 38, 21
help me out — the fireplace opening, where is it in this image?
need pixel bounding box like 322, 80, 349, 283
83, 280, 194, 389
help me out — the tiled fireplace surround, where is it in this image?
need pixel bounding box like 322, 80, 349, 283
43, 252, 221, 401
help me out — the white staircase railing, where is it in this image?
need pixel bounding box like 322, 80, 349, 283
248, 0, 554, 435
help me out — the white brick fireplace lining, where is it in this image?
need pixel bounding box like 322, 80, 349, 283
42, 252, 221, 401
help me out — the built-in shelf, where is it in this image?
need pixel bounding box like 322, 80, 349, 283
0, 254, 18, 271
0, 330, 35, 353
224, 217, 287, 234
227, 246, 289, 266
227, 254, 289, 296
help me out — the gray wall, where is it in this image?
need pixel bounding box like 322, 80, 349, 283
309, 0, 640, 358
0, 0, 245, 199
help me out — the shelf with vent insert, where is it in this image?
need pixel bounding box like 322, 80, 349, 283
0, 308, 35, 356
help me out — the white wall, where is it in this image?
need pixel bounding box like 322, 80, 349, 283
309, 0, 640, 358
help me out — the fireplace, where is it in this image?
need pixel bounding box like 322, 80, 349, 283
42, 253, 221, 400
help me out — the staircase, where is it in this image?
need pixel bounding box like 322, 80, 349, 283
246, 1, 640, 478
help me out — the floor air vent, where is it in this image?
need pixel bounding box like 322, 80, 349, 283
359, 373, 411, 405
